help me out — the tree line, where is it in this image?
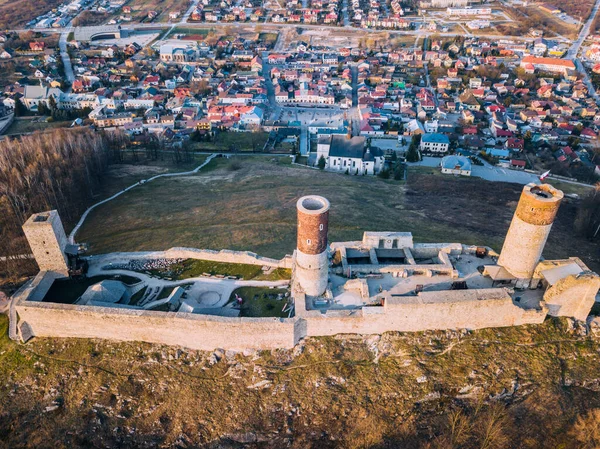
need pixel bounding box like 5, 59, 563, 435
0, 128, 115, 288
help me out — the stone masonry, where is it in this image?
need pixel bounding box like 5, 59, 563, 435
295, 196, 330, 297
22, 210, 69, 277
498, 183, 563, 285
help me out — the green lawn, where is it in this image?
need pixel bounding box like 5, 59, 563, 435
189, 131, 270, 152
77, 156, 600, 272
142, 258, 291, 281
128, 286, 147, 305
229, 286, 290, 317
5, 118, 73, 135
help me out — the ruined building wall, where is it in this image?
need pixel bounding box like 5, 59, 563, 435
22, 211, 69, 277
498, 184, 563, 281
96, 248, 293, 269
295, 196, 330, 296
543, 273, 600, 321
15, 301, 298, 351
294, 289, 547, 338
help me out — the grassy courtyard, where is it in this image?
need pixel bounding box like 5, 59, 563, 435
228, 286, 290, 318
143, 258, 292, 281
77, 157, 600, 272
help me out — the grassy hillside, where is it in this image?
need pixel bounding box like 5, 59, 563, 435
77, 156, 600, 273
2, 314, 600, 448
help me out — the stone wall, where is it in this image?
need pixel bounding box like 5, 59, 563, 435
22, 211, 69, 276
11, 285, 554, 351
15, 301, 297, 351
95, 247, 293, 269
295, 289, 547, 338
543, 273, 600, 321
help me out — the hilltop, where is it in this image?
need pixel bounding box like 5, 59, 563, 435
2, 314, 600, 448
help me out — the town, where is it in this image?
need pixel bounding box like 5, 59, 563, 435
0, 0, 598, 184
3, 0, 600, 447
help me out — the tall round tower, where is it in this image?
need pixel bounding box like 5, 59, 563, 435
295, 195, 330, 297
497, 183, 563, 283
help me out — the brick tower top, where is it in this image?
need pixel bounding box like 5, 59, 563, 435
297, 196, 330, 255
515, 183, 563, 226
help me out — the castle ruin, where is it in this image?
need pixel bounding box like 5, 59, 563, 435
22, 210, 70, 277
10, 183, 600, 350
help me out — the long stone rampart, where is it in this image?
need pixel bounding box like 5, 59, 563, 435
11, 286, 550, 351
92, 247, 293, 269
15, 301, 298, 351
294, 289, 547, 338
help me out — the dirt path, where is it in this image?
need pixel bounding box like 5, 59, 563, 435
69, 154, 218, 244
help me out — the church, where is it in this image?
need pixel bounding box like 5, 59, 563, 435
316, 135, 385, 175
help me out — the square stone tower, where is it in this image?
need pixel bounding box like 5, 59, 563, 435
22, 210, 69, 277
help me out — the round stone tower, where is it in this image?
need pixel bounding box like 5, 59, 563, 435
497, 183, 563, 284
295, 195, 330, 297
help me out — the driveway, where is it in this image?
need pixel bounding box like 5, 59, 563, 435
409, 157, 540, 185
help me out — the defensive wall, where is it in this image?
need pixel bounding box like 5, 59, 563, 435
13, 271, 548, 351
94, 247, 293, 269
11, 184, 600, 351
14, 297, 299, 351
293, 289, 547, 338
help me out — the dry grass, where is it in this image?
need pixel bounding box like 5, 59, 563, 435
510, 6, 580, 39
117, 0, 192, 22
77, 156, 600, 272
2, 314, 600, 447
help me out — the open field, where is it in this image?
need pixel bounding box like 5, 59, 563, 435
0, 0, 63, 29
77, 157, 600, 272
543, 0, 595, 23
507, 5, 580, 39
3, 313, 600, 447
86, 153, 208, 207
189, 131, 271, 153
4, 118, 73, 136
116, 0, 192, 22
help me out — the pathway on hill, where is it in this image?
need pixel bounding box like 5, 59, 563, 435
567, 0, 600, 105
59, 32, 75, 88
567, 0, 600, 59
68, 153, 218, 245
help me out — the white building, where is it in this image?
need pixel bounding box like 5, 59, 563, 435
59, 93, 100, 110
160, 44, 197, 63
22, 86, 63, 111
447, 7, 492, 15
316, 135, 384, 175
420, 133, 450, 154
424, 120, 439, 133
240, 106, 264, 126
440, 155, 471, 176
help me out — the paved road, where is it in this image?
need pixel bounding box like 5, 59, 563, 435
59, 32, 75, 86
567, 0, 600, 59
409, 157, 594, 189
182, 0, 200, 23
18, 21, 547, 42
342, 0, 350, 27
565, 0, 600, 105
